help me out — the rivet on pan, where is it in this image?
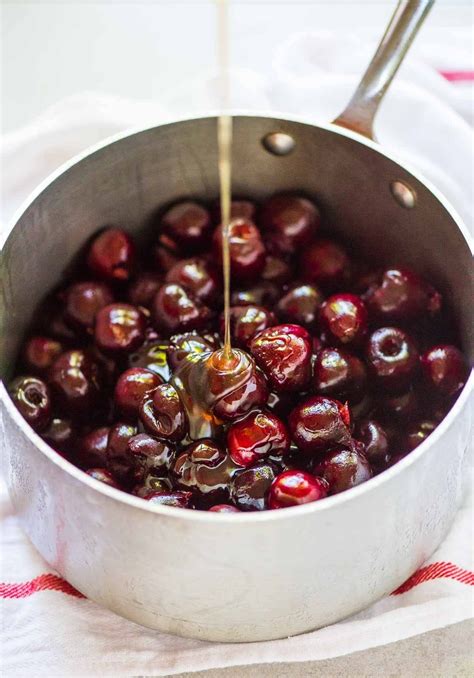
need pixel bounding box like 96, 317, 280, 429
262, 132, 296, 156
390, 180, 417, 209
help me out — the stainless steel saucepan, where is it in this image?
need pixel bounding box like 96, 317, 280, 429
1, 0, 472, 642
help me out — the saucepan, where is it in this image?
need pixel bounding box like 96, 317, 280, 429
0, 0, 472, 642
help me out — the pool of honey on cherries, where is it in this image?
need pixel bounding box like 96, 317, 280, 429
9, 194, 469, 512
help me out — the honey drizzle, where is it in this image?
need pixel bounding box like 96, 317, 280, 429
217, 0, 233, 361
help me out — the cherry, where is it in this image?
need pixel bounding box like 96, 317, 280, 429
378, 387, 420, 422
311, 447, 372, 495
313, 347, 367, 404
230, 281, 279, 307
128, 340, 171, 382
41, 417, 77, 455
48, 350, 101, 417
105, 422, 137, 483
77, 426, 110, 468
227, 410, 290, 467
95, 303, 146, 354
114, 367, 163, 419
127, 433, 174, 483
260, 194, 320, 255
35, 297, 78, 343
152, 283, 213, 335
213, 219, 266, 283
300, 238, 350, 290
262, 255, 292, 285
87, 228, 135, 281
166, 257, 220, 306
267, 391, 297, 419
355, 418, 390, 467
276, 283, 324, 331
211, 198, 256, 223
168, 331, 218, 370
64, 281, 114, 332
366, 327, 419, 393
86, 468, 121, 488
23, 336, 64, 375
230, 462, 277, 511
250, 324, 312, 393
404, 419, 437, 452
153, 243, 180, 273
132, 475, 172, 498
365, 267, 442, 322
9, 376, 51, 431
222, 305, 277, 349
160, 201, 212, 253
171, 439, 239, 507
268, 470, 328, 509
208, 504, 241, 513
318, 293, 368, 347
421, 344, 468, 398
139, 383, 188, 442
210, 357, 269, 422
144, 490, 193, 508
127, 272, 163, 309
288, 396, 352, 454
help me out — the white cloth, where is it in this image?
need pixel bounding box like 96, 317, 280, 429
1, 30, 473, 677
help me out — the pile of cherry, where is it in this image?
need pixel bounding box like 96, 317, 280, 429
9, 194, 469, 511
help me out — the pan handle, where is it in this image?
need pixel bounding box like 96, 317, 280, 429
333, 0, 434, 140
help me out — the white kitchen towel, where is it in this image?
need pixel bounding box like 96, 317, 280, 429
1, 30, 473, 677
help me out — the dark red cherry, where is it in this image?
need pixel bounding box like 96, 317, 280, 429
404, 419, 437, 452
41, 417, 77, 455
230, 281, 279, 307
288, 396, 352, 454
48, 350, 101, 417
208, 504, 241, 513
166, 257, 220, 306
421, 344, 468, 398
365, 267, 442, 322
300, 238, 350, 290
262, 255, 292, 285
86, 468, 121, 488
355, 418, 391, 467
313, 347, 367, 404
77, 426, 110, 468
213, 219, 266, 284
23, 336, 64, 375
127, 433, 174, 483
311, 447, 372, 495
276, 283, 324, 331
9, 376, 51, 431
144, 490, 193, 508
171, 440, 240, 508
114, 367, 163, 419
64, 281, 114, 332
222, 305, 277, 349
268, 470, 328, 509
260, 194, 320, 255
227, 410, 290, 467
152, 283, 213, 335
168, 331, 218, 370
319, 293, 368, 346
105, 422, 137, 483
127, 272, 163, 309
160, 201, 212, 253
230, 462, 278, 511
366, 327, 419, 393
132, 475, 172, 498
139, 383, 188, 442
250, 324, 312, 393
128, 340, 171, 382
87, 228, 135, 281
378, 387, 420, 422
153, 243, 180, 273
211, 198, 256, 223
95, 303, 146, 354
210, 355, 269, 421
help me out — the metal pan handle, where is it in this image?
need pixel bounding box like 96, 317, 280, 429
333, 0, 434, 140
